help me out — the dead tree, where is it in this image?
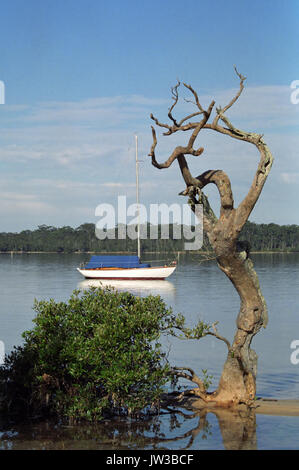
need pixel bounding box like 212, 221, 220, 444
149, 68, 274, 407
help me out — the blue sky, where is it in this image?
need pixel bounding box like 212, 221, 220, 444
0, 0, 299, 231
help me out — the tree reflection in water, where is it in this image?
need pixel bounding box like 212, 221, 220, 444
0, 407, 257, 450
209, 407, 257, 450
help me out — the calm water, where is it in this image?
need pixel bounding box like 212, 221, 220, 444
0, 252, 299, 450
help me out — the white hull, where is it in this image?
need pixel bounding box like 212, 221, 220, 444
77, 266, 176, 280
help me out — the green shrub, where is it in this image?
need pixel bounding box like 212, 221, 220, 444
0, 287, 176, 422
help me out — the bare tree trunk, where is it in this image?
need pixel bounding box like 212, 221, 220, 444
208, 247, 268, 406
149, 69, 274, 408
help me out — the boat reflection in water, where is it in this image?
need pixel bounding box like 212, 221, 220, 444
78, 278, 176, 297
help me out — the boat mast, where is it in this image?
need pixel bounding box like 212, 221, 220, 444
135, 135, 141, 259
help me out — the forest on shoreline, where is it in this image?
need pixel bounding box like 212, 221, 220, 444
0, 221, 299, 253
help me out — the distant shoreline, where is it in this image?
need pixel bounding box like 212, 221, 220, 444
1, 222, 299, 252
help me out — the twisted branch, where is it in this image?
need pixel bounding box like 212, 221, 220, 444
149, 101, 214, 169
170, 367, 209, 402
149, 127, 204, 170
150, 67, 273, 236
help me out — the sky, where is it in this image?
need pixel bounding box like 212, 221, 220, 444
0, 0, 299, 232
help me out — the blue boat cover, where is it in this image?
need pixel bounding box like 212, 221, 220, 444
84, 255, 150, 269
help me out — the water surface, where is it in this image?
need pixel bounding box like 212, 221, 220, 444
0, 252, 299, 449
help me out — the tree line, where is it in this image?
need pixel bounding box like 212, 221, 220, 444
0, 221, 298, 253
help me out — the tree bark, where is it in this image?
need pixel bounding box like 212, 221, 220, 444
206, 246, 268, 406
149, 69, 274, 408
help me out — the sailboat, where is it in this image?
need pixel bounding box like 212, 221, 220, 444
77, 136, 177, 280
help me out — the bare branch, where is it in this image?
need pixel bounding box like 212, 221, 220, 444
170, 366, 208, 401
206, 323, 231, 350
199, 81, 273, 234
234, 138, 274, 231
203, 121, 270, 221
150, 68, 272, 237
233, 64, 246, 83
148, 132, 204, 170
178, 111, 204, 127
150, 113, 172, 132
222, 65, 246, 114
150, 81, 214, 138
168, 80, 180, 126
148, 126, 158, 166
187, 101, 215, 149
163, 121, 200, 136
183, 83, 204, 112
149, 101, 214, 170
148, 128, 203, 170
211, 65, 246, 128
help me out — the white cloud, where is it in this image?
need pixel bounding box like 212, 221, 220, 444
0, 191, 54, 214
101, 182, 135, 188
13, 95, 168, 125
0, 145, 44, 161
281, 173, 299, 184
0, 85, 298, 230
